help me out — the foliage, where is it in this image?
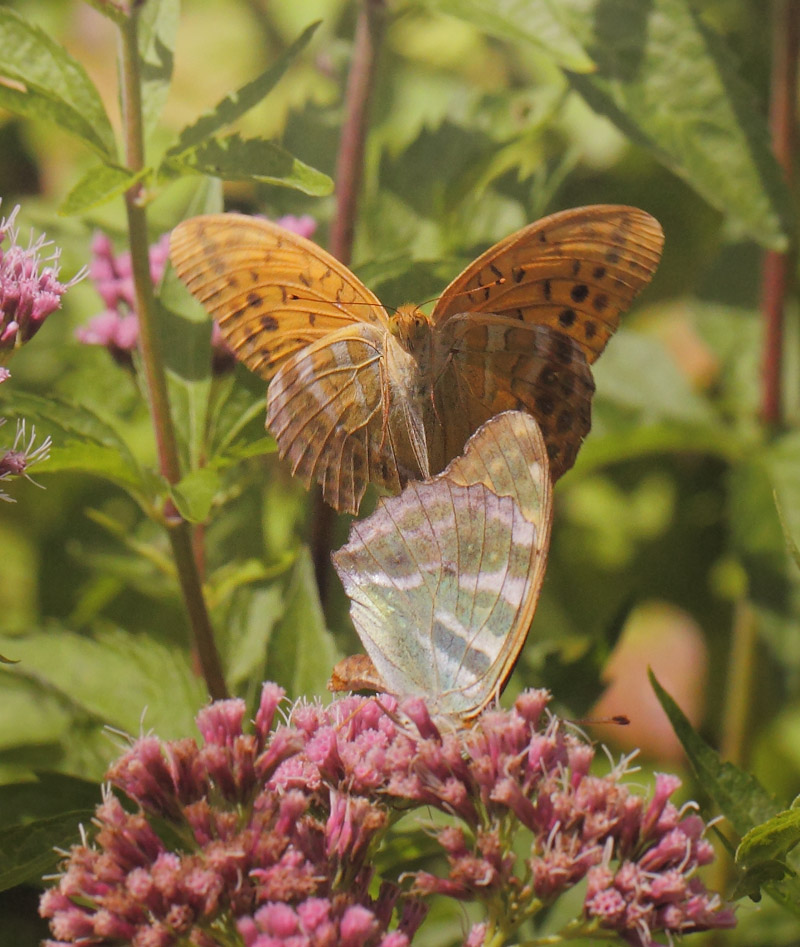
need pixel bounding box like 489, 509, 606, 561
0, 0, 799, 944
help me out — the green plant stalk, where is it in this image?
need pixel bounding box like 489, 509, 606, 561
119, 10, 227, 700
310, 0, 387, 604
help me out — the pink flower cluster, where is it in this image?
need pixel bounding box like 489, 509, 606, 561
0, 202, 83, 359
76, 214, 317, 373
40, 685, 735, 947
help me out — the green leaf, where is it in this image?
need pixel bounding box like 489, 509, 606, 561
226, 584, 285, 690
0, 811, 93, 890
561, 0, 790, 249
0, 391, 146, 493
0, 628, 208, 740
166, 21, 320, 154
416, 0, 594, 72
732, 860, 796, 902
0, 772, 99, 825
593, 332, 716, 426
737, 807, 800, 868
59, 164, 147, 216
167, 134, 333, 196
650, 670, 781, 835
267, 548, 339, 700
36, 442, 148, 493
171, 467, 222, 523
0, 8, 115, 159
138, 0, 179, 138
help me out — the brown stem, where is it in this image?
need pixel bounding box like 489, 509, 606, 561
760, 0, 799, 426
311, 0, 387, 600
119, 13, 227, 700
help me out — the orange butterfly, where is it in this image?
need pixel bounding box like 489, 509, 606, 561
170, 206, 663, 514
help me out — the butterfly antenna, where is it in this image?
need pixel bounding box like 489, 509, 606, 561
280, 292, 383, 318
417, 274, 508, 312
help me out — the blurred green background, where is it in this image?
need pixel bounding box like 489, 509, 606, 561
1, 1, 799, 943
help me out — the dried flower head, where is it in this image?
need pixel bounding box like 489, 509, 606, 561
0, 418, 52, 502
0, 201, 84, 362
41, 685, 734, 947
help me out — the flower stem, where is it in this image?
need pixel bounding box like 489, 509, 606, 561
119, 11, 227, 700
311, 0, 387, 603
760, 0, 800, 426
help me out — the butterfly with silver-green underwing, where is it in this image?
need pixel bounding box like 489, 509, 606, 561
170, 206, 663, 515
328, 410, 552, 720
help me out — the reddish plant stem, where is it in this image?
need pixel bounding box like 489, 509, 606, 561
760, 0, 800, 426
119, 12, 227, 700
311, 0, 387, 601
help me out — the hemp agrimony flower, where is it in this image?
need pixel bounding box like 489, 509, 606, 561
41, 684, 734, 947
0, 201, 83, 361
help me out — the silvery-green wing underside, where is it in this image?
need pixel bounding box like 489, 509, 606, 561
331, 410, 553, 719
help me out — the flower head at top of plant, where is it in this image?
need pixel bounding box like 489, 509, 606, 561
40, 683, 734, 947
0, 200, 85, 364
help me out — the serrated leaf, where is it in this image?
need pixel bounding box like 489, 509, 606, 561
737, 807, 800, 868
267, 548, 339, 699
168, 134, 333, 196
171, 467, 221, 523
138, 0, 179, 138
166, 21, 320, 154
0, 628, 208, 739
650, 670, 781, 835
417, 0, 594, 72
0, 811, 93, 891
0, 8, 115, 158
59, 163, 146, 216
561, 0, 790, 249
0, 391, 146, 493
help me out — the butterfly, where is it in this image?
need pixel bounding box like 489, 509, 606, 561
170, 206, 663, 514
328, 410, 553, 719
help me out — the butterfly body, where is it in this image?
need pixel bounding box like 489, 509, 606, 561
170, 207, 663, 513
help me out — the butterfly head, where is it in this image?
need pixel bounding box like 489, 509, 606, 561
388, 304, 432, 353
